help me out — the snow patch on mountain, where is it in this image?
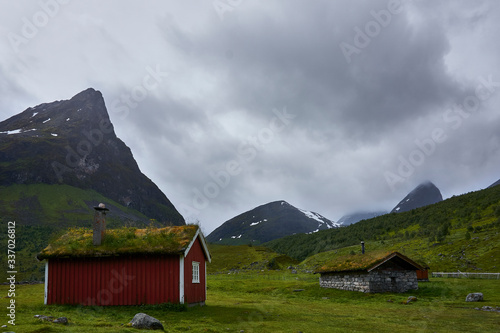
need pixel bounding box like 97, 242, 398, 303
250, 219, 267, 227
1, 128, 37, 135
1, 129, 22, 135
299, 209, 339, 228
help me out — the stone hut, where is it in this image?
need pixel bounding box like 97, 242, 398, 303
316, 252, 425, 293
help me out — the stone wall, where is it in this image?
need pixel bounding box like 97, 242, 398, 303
319, 269, 418, 293
368, 269, 418, 293
319, 272, 371, 292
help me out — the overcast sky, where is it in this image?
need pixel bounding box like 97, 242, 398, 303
1, 0, 500, 234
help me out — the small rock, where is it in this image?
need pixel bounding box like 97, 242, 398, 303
322, 297, 329, 300
407, 296, 417, 303
129, 313, 164, 330
291, 270, 298, 274
293, 289, 305, 292
53, 317, 69, 325
466, 293, 483, 302
482, 306, 493, 311
35, 315, 55, 322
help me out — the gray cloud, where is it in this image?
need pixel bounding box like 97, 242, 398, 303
1, 0, 499, 233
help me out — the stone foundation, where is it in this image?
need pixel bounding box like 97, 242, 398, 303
319, 270, 418, 293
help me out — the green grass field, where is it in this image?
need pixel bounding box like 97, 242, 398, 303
2, 273, 499, 332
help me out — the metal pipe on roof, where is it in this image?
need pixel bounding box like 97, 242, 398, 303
93, 203, 109, 246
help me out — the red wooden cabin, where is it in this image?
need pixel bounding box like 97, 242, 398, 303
37, 223, 211, 306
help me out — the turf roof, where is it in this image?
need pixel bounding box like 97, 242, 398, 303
37, 225, 199, 260
315, 251, 424, 274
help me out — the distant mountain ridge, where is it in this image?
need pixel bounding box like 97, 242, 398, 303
0, 88, 184, 225
489, 179, 500, 188
337, 211, 388, 226
336, 182, 443, 226
207, 200, 339, 245
390, 181, 443, 213
265, 183, 500, 264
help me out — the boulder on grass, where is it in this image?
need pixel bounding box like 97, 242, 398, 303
466, 293, 483, 302
53, 317, 68, 325
129, 313, 164, 330
34, 315, 68, 325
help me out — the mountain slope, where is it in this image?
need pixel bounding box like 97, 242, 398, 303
207, 244, 299, 273
337, 211, 387, 226
489, 179, 500, 188
0, 183, 157, 281
207, 200, 339, 245
0, 88, 184, 225
390, 181, 443, 213
265, 184, 500, 262
0, 183, 151, 227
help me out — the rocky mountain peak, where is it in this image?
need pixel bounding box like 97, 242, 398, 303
0, 88, 184, 225
391, 181, 443, 213
1, 88, 113, 138
207, 200, 339, 245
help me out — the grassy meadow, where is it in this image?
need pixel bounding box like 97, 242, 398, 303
2, 272, 499, 333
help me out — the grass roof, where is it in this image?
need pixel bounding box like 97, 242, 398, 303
315, 251, 396, 274
37, 225, 199, 260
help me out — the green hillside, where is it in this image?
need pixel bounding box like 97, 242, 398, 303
0, 183, 157, 281
0, 183, 152, 227
207, 244, 299, 273
266, 185, 500, 272
4, 183, 500, 282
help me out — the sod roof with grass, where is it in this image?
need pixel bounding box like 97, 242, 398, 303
315, 251, 425, 274
37, 224, 199, 260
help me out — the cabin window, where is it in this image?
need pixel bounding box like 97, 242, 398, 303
192, 261, 200, 283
